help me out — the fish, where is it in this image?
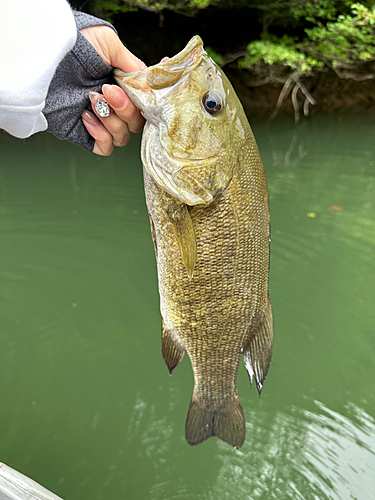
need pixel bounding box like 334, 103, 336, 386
114, 36, 273, 449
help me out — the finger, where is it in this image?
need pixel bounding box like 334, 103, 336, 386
89, 91, 131, 147
111, 40, 146, 73
81, 110, 114, 156
102, 84, 145, 134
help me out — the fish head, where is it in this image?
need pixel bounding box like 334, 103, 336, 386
114, 36, 248, 206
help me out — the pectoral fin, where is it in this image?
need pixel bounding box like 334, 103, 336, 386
148, 213, 157, 257
162, 319, 185, 374
243, 298, 274, 395
167, 204, 196, 279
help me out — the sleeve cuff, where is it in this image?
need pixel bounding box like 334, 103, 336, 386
73, 30, 113, 80
72, 11, 117, 33
43, 11, 117, 152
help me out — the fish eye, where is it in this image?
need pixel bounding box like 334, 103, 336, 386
202, 92, 223, 116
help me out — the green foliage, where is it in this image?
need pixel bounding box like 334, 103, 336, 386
304, 3, 375, 68
97, 0, 216, 15
95, 1, 136, 21
239, 36, 322, 75
239, 2, 375, 80
205, 47, 225, 66
289, 0, 353, 23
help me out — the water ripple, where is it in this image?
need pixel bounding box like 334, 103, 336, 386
210, 401, 375, 500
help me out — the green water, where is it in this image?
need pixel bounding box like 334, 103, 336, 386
0, 113, 374, 500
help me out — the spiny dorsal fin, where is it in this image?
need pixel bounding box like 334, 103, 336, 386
162, 319, 185, 374
243, 298, 274, 395
185, 398, 245, 449
167, 204, 196, 279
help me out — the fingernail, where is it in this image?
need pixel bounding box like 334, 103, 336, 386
88, 91, 99, 100
81, 110, 98, 126
102, 85, 127, 109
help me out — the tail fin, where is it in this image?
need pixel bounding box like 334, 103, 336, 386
185, 398, 245, 449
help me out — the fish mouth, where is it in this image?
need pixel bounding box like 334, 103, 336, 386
113, 35, 205, 111
113, 35, 204, 81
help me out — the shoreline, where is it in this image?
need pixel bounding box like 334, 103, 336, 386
227, 68, 375, 118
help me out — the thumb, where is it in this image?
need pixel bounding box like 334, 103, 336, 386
110, 38, 146, 73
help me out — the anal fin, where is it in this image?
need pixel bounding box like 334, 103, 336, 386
185, 398, 245, 449
162, 319, 185, 374
244, 298, 274, 395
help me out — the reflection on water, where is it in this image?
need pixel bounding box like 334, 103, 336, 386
0, 113, 374, 500
302, 402, 375, 500
127, 393, 174, 460
211, 402, 375, 500
123, 393, 375, 500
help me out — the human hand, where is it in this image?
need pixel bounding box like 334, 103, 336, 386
80, 26, 146, 156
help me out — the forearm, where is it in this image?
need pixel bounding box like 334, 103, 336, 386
0, 0, 76, 138
1, 3, 144, 155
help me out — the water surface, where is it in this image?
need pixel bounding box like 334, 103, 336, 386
0, 113, 374, 500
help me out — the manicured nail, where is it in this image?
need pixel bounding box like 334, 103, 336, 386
102, 85, 115, 97
102, 85, 127, 109
81, 110, 98, 126
95, 99, 111, 118
88, 91, 100, 100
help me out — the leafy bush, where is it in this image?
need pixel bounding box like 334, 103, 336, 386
304, 3, 375, 73
238, 2, 375, 81
238, 36, 322, 79
97, 0, 216, 16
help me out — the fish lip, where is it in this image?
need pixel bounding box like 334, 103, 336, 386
153, 35, 204, 69
113, 68, 126, 77
113, 35, 204, 93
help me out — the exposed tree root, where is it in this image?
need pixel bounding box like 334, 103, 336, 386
270, 72, 316, 123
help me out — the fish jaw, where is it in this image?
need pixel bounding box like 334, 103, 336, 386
113, 35, 204, 122
113, 68, 155, 121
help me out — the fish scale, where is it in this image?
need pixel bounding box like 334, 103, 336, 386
114, 35, 273, 448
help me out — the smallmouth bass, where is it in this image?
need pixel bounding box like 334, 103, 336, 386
114, 36, 273, 448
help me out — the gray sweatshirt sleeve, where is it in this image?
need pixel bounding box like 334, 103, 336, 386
43, 11, 116, 152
